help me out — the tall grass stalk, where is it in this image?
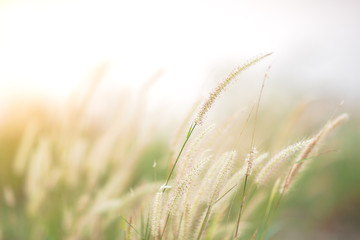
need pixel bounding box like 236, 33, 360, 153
256, 179, 281, 240
163, 122, 197, 192
2, 53, 351, 240
234, 65, 269, 238
259, 113, 349, 239
159, 54, 272, 239
164, 53, 272, 191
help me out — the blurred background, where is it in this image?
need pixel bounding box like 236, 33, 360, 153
1, 0, 360, 110
0, 0, 359, 239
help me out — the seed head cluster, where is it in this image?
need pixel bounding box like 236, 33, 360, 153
256, 140, 310, 186
195, 53, 273, 125
282, 113, 349, 193
245, 147, 258, 177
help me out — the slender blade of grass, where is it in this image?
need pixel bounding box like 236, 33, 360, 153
120, 216, 142, 238
234, 175, 248, 238
163, 122, 197, 192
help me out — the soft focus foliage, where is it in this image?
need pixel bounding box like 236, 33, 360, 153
0, 63, 358, 240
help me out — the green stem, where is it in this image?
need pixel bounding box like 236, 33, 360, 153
234, 175, 249, 238
257, 180, 283, 240
213, 184, 237, 205
120, 216, 142, 238
145, 206, 151, 240
259, 193, 283, 240
175, 213, 184, 240
197, 205, 212, 240
163, 122, 197, 193
160, 213, 170, 240
159, 123, 196, 239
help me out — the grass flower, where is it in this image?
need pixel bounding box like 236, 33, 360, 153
256, 140, 310, 186
245, 147, 258, 177
0, 53, 351, 240
167, 152, 211, 215
195, 53, 273, 125
151, 191, 163, 238
282, 113, 349, 193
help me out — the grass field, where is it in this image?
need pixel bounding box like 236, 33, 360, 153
0, 55, 359, 240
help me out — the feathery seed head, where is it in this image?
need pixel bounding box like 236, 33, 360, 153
282, 113, 348, 194
322, 113, 349, 138
151, 191, 163, 237
195, 53, 273, 125
256, 140, 310, 186
253, 152, 269, 167
208, 151, 237, 205
177, 126, 215, 181
222, 152, 269, 197
245, 147, 258, 177
167, 152, 211, 215
184, 125, 215, 162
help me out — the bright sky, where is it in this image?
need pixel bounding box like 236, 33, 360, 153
0, 0, 359, 114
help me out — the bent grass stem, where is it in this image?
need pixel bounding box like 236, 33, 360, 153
163, 122, 197, 193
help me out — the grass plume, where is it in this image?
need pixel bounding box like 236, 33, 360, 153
195, 53, 273, 125
0, 54, 353, 240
